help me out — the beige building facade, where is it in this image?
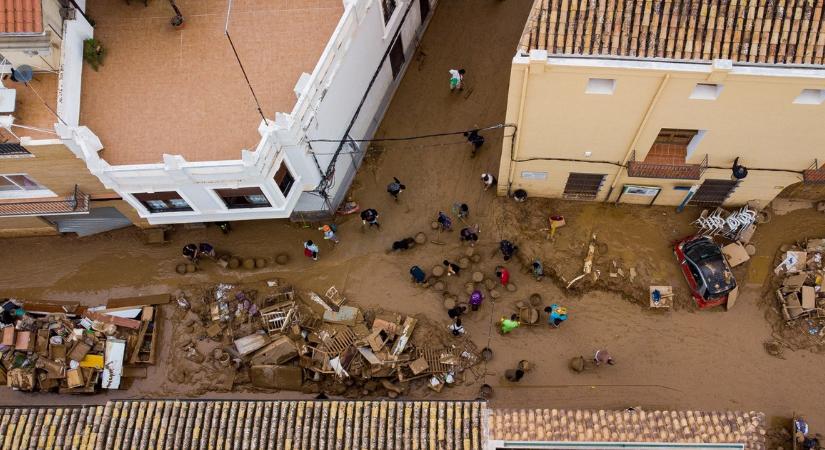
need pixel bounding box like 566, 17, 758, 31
500, 0, 825, 209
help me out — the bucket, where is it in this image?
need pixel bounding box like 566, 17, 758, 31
481, 347, 493, 361
478, 384, 493, 399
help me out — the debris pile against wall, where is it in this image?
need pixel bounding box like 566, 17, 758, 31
0, 295, 164, 393
169, 281, 484, 397
769, 239, 825, 353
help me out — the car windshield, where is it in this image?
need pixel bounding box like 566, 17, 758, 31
685, 238, 736, 298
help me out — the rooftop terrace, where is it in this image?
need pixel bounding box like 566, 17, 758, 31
80, 0, 342, 165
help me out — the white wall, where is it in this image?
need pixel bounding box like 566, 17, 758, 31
55, 0, 435, 224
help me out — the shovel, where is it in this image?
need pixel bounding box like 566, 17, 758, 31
430, 227, 445, 245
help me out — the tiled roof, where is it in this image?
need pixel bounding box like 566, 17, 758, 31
519, 0, 825, 66
0, 0, 43, 33
489, 408, 766, 449
0, 400, 485, 449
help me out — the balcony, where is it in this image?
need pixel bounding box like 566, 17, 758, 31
626, 149, 707, 180
0, 185, 89, 217
803, 160, 825, 184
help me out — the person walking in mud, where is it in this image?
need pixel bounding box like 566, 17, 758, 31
391, 237, 416, 251
303, 240, 319, 261
545, 304, 568, 328
500, 314, 520, 334
437, 211, 453, 231
361, 208, 380, 229
469, 289, 484, 311
495, 265, 510, 286
532, 259, 544, 281
449, 68, 465, 91
387, 177, 405, 201
318, 224, 339, 244
460, 226, 479, 244
481, 173, 497, 191
464, 130, 484, 157
499, 239, 518, 261
410, 265, 427, 285
443, 259, 461, 276
594, 349, 615, 366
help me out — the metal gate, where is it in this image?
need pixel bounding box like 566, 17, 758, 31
47, 207, 133, 237
689, 179, 739, 207
563, 173, 606, 200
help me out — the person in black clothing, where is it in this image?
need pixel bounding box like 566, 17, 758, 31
458, 203, 469, 219
447, 305, 467, 319
499, 240, 518, 261
360, 208, 380, 229
392, 237, 416, 251
464, 130, 485, 157
443, 259, 461, 276
387, 177, 406, 200
460, 227, 478, 243
505, 368, 525, 382
198, 242, 216, 259
437, 211, 452, 231
182, 243, 198, 262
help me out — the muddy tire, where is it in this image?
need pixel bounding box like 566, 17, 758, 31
443, 297, 456, 310
484, 279, 496, 290
506, 283, 517, 292
255, 258, 267, 268
465, 247, 475, 257
430, 221, 440, 230
471, 254, 481, 263
432, 281, 445, 292
242, 258, 255, 269
489, 289, 501, 299
529, 293, 542, 306
432, 265, 445, 277
275, 253, 290, 265
415, 232, 427, 244
185, 263, 196, 273
465, 282, 475, 295
459, 257, 470, 269
228, 257, 241, 269
472, 271, 484, 282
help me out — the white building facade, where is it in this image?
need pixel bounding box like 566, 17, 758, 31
58, 0, 435, 224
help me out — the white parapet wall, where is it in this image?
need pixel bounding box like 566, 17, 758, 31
54, 0, 436, 225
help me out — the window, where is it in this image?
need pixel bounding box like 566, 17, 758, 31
389, 37, 405, 79
0, 143, 32, 158
0, 174, 44, 191
274, 162, 295, 197
794, 89, 825, 105
133, 191, 193, 213
563, 173, 606, 200
654, 128, 698, 146
585, 78, 616, 95
382, 0, 398, 23
215, 187, 272, 209
689, 83, 723, 100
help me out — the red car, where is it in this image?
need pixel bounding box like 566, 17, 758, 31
673, 235, 737, 309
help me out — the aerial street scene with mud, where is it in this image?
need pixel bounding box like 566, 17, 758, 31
1, 0, 824, 448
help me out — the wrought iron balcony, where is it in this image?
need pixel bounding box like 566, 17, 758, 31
803, 159, 825, 184
626, 150, 708, 180
0, 185, 90, 217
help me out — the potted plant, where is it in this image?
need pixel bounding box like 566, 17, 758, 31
83, 38, 105, 71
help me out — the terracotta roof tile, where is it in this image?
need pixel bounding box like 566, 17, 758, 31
488, 408, 767, 449
0, 0, 43, 33
520, 0, 825, 66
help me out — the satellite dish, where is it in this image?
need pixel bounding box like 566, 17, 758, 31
10, 65, 33, 83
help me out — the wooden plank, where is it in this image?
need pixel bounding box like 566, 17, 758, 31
106, 294, 170, 309
84, 311, 141, 330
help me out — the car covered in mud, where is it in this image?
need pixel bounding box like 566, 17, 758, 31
674, 235, 737, 309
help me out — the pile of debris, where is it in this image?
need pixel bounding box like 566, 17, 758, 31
0, 294, 164, 393
772, 239, 825, 348
172, 281, 483, 397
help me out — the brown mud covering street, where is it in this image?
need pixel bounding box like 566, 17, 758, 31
1, 0, 825, 435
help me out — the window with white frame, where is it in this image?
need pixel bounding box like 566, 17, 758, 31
794, 89, 825, 105
132, 191, 193, 213
0, 174, 45, 191
585, 78, 616, 95
690, 83, 723, 100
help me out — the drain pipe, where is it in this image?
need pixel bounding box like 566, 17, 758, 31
506, 62, 531, 195
605, 73, 670, 202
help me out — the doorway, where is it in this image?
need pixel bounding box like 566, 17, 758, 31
419, 0, 431, 21
389, 37, 405, 79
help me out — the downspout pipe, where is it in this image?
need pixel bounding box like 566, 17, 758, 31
605, 73, 670, 202
506, 62, 531, 195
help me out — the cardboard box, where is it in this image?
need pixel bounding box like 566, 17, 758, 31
65, 368, 84, 388
14, 331, 34, 352
802, 286, 816, 309
722, 242, 750, 268
1, 327, 15, 347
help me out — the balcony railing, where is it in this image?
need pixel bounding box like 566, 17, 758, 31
0, 185, 90, 217
626, 150, 707, 180
803, 159, 825, 184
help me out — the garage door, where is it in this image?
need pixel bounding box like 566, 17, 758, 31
49, 207, 133, 237
563, 173, 606, 200
689, 179, 739, 207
